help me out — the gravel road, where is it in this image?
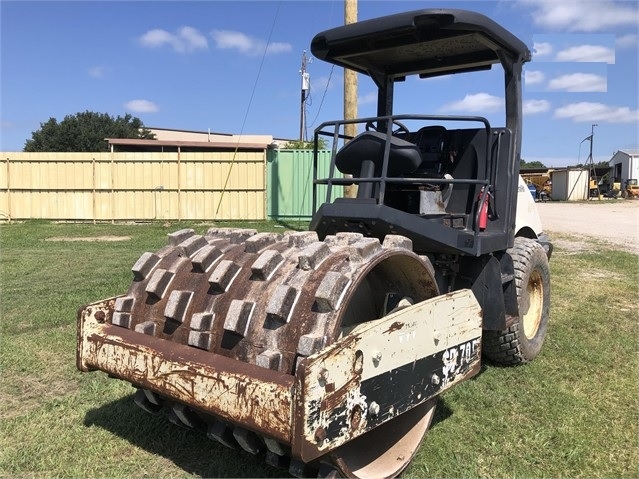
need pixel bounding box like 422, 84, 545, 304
536, 200, 639, 254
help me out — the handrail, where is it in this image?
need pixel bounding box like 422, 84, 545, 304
312, 114, 493, 213
315, 178, 490, 186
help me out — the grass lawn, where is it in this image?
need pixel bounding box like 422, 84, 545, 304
1, 221, 637, 478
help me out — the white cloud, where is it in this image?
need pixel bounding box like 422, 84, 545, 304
312, 73, 339, 93
524, 0, 639, 32
178, 26, 208, 51
359, 91, 378, 105
266, 42, 293, 55
139, 26, 208, 53
554, 102, 639, 123
533, 41, 553, 57
211, 30, 252, 52
525, 70, 545, 85
140, 29, 173, 48
616, 33, 638, 49
555, 45, 615, 63
124, 99, 159, 113
88, 66, 106, 78
211, 29, 291, 56
440, 93, 503, 113
524, 99, 551, 115
547, 73, 607, 92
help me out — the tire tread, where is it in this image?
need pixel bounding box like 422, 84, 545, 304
483, 237, 550, 365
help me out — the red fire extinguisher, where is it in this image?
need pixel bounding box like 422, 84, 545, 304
478, 187, 491, 231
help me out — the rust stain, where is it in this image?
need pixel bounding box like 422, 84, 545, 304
349, 405, 362, 430
82, 325, 294, 442
314, 426, 328, 442
384, 321, 404, 334
320, 375, 360, 412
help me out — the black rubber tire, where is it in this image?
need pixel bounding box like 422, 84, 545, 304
483, 237, 551, 365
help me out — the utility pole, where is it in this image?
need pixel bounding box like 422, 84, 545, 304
587, 124, 597, 163
343, 0, 358, 198
299, 50, 310, 141
586, 124, 599, 199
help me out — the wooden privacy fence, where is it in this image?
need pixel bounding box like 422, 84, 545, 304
0, 151, 267, 221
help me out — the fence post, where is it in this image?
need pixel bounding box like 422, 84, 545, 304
92, 157, 96, 224
110, 150, 115, 224
177, 148, 181, 221
5, 156, 11, 223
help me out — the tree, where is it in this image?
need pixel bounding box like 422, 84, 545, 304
568, 160, 610, 168
520, 159, 547, 169
24, 111, 155, 152
283, 138, 328, 150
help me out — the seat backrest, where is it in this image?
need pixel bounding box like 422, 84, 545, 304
445, 128, 485, 215
412, 126, 448, 176
334, 131, 422, 177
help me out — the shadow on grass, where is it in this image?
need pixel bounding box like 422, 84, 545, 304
84, 392, 461, 477
273, 219, 310, 231
431, 397, 453, 429
83, 394, 286, 478
428, 363, 489, 428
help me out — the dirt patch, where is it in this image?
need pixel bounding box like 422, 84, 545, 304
550, 238, 592, 255
579, 268, 624, 281
0, 328, 80, 421
0, 375, 79, 421
537, 200, 639, 254
45, 235, 131, 242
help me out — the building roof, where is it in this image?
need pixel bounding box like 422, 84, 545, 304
106, 138, 269, 152
105, 126, 294, 152
609, 149, 639, 164
617, 149, 639, 156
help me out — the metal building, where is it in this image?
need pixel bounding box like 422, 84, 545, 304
550, 168, 589, 201
609, 149, 639, 186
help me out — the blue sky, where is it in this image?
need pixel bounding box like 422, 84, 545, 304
1, 0, 638, 166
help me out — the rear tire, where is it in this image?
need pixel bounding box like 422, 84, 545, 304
483, 237, 550, 365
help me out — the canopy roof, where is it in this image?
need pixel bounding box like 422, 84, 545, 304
311, 9, 531, 83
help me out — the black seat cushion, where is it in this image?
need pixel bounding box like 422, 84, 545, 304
335, 131, 422, 177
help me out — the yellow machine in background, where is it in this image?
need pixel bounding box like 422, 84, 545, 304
623, 179, 639, 198
523, 174, 551, 201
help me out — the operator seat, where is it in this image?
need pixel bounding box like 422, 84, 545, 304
335, 131, 422, 199
411, 126, 449, 176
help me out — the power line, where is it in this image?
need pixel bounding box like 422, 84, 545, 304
308, 64, 335, 131
216, 1, 282, 217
